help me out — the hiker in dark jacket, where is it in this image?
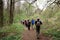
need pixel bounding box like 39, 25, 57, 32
35, 18, 42, 39
27, 20, 31, 30
24, 20, 28, 27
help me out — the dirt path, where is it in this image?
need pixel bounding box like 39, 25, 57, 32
22, 27, 52, 40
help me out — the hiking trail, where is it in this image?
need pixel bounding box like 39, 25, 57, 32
22, 27, 52, 40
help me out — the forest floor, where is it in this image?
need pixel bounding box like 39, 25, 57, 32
22, 27, 52, 40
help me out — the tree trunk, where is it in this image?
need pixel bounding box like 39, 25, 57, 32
7, 0, 10, 24
9, 0, 15, 24
7, 0, 10, 10
0, 0, 3, 27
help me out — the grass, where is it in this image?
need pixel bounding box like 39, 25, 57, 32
0, 23, 24, 40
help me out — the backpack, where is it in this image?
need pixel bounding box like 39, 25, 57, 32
36, 21, 40, 26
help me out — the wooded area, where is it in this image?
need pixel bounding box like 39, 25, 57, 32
0, 0, 60, 40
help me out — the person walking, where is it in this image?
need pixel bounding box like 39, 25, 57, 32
24, 20, 28, 27
35, 18, 42, 39
31, 19, 35, 30
27, 20, 31, 30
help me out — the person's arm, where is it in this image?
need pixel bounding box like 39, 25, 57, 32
40, 21, 42, 25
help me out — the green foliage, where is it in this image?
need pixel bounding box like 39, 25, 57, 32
0, 23, 24, 40
40, 5, 60, 40
1, 33, 22, 40
3, 9, 9, 26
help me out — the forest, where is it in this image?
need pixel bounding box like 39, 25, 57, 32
0, 0, 60, 40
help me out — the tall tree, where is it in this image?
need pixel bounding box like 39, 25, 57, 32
24, 0, 37, 16
7, 0, 10, 10
9, 0, 15, 24
0, 0, 3, 27
7, 0, 10, 24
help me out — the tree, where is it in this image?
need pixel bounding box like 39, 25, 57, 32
7, 0, 10, 24
9, 0, 15, 24
7, 0, 10, 10
47, 0, 60, 7
0, 0, 4, 27
24, 0, 37, 16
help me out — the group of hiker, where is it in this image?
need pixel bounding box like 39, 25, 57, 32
21, 18, 42, 39
21, 19, 31, 30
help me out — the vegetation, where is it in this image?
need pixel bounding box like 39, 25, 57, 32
40, 5, 60, 40
0, 0, 60, 40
